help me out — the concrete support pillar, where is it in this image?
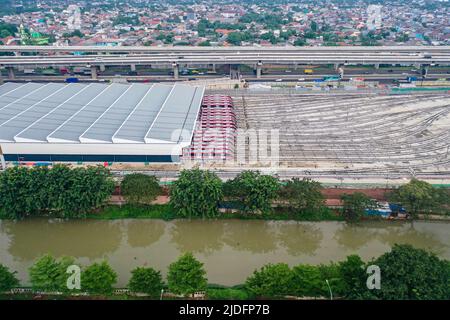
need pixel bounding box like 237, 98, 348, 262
230, 64, 240, 80
334, 63, 340, 71
130, 64, 136, 72
422, 66, 428, 78
7, 67, 15, 80
256, 62, 262, 79
90, 66, 98, 80
374, 63, 380, 69
99, 64, 106, 72
14, 51, 20, 56
211, 63, 216, 72
172, 63, 179, 80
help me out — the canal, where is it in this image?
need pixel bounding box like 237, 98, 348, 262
0, 219, 449, 286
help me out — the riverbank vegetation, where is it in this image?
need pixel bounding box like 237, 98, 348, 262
0, 165, 114, 219
1, 245, 448, 300
1, 166, 449, 222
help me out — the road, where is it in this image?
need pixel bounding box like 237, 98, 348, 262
1, 53, 449, 66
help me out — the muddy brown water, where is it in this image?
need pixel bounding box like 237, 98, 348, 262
0, 219, 448, 286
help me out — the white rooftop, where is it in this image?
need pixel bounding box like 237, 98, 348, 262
0, 82, 205, 144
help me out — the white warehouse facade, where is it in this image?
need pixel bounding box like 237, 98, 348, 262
0, 82, 205, 163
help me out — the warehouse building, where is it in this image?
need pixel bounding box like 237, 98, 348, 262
0, 82, 205, 164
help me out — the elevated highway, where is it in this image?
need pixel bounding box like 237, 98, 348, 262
1, 45, 449, 80
1, 45, 450, 54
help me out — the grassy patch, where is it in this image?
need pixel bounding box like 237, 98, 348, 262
87, 204, 176, 220
206, 288, 253, 300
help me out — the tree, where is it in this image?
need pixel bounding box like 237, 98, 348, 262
388, 179, 448, 218
224, 171, 280, 214
341, 192, 377, 222
294, 38, 306, 46
121, 173, 161, 205
128, 267, 164, 297
29, 254, 75, 292
0, 264, 19, 291
0, 165, 114, 219
338, 255, 372, 299
370, 244, 450, 300
245, 263, 293, 297
170, 169, 223, 218
291, 265, 323, 297
280, 178, 325, 214
198, 40, 211, 46
81, 261, 117, 295
167, 252, 207, 296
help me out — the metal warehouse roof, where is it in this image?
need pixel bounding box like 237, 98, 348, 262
0, 82, 205, 144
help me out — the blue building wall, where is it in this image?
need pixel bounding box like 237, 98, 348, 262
4, 154, 178, 163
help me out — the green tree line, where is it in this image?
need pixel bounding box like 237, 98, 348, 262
1, 245, 448, 300
0, 165, 114, 219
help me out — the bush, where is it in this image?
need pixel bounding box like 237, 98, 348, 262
338, 255, 370, 299
341, 192, 377, 222
121, 174, 161, 205
224, 171, 280, 214
128, 267, 164, 297
388, 179, 450, 217
370, 244, 450, 300
207, 288, 251, 300
0, 264, 19, 291
170, 169, 223, 218
81, 261, 117, 295
291, 265, 324, 297
0, 165, 114, 219
167, 252, 208, 296
245, 263, 293, 297
29, 254, 75, 292
280, 178, 325, 214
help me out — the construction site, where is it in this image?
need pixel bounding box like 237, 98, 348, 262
1, 77, 450, 185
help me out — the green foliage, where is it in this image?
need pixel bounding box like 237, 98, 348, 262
341, 192, 377, 222
0, 264, 19, 291
294, 38, 306, 46
207, 288, 251, 300
0, 165, 114, 219
317, 263, 346, 297
388, 179, 449, 217
198, 40, 211, 46
239, 13, 286, 29
224, 171, 280, 214
280, 178, 325, 214
167, 252, 207, 296
291, 265, 323, 297
121, 174, 161, 205
338, 255, 372, 299
81, 261, 117, 295
0, 23, 17, 38
226, 31, 253, 45
370, 244, 450, 300
29, 254, 75, 292
89, 204, 175, 220
62, 30, 84, 38
113, 14, 139, 26
245, 263, 293, 297
128, 267, 164, 297
170, 169, 223, 219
